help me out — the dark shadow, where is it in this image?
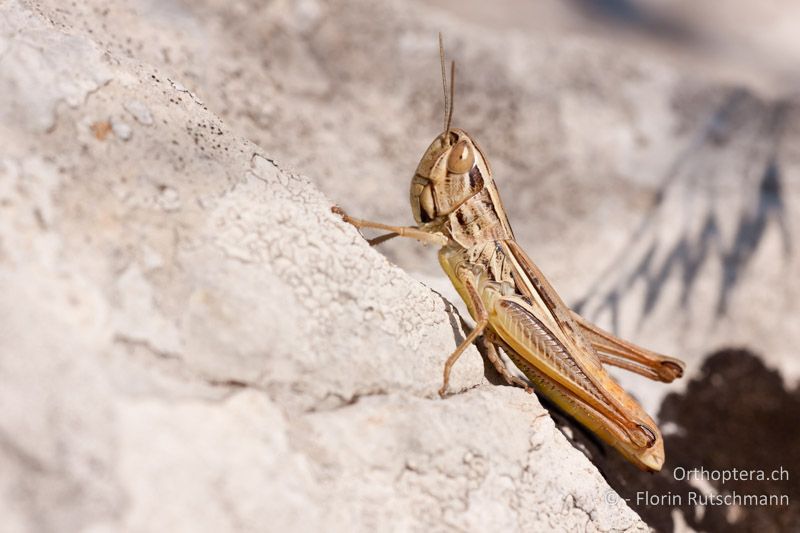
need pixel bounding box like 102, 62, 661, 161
557, 349, 799, 532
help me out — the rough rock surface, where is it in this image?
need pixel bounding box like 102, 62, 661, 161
0, 1, 651, 531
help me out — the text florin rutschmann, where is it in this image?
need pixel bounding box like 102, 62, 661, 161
637, 490, 789, 507
635, 466, 790, 507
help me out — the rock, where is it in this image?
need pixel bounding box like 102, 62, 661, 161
0, 1, 647, 531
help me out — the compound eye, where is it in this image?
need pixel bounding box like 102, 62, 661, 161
419, 184, 436, 221
447, 140, 474, 174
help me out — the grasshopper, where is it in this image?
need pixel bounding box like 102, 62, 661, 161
333, 36, 685, 471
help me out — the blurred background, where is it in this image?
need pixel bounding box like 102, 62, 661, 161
12, 0, 798, 530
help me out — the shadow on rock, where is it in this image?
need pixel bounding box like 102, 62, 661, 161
581, 349, 800, 532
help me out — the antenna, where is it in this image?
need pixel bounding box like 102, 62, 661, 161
438, 33, 449, 134
445, 60, 455, 137
438, 33, 456, 141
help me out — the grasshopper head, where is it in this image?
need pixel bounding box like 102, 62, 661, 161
411, 37, 491, 226
410, 128, 490, 225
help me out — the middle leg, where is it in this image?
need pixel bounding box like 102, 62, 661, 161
439, 278, 487, 398
482, 330, 533, 394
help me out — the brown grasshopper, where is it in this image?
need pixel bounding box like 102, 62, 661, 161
333, 36, 685, 471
